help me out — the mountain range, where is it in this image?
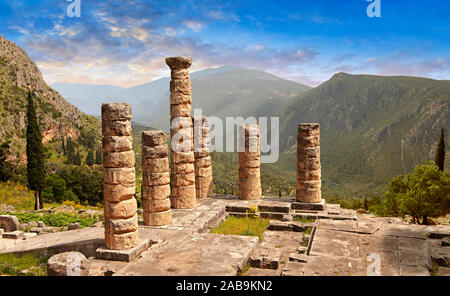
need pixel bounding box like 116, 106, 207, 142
0, 34, 100, 163
1, 32, 448, 196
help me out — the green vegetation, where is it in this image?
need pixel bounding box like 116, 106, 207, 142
0, 211, 98, 228
26, 91, 45, 210
0, 253, 47, 276
373, 163, 450, 224
293, 217, 316, 223
0, 181, 35, 210
211, 215, 269, 242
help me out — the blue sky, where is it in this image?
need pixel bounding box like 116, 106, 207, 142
0, 0, 449, 87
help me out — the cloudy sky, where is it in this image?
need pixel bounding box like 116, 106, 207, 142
0, 0, 449, 87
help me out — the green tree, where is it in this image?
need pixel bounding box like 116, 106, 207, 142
435, 127, 445, 171
377, 163, 450, 224
95, 147, 102, 165
73, 150, 81, 166
66, 138, 74, 164
42, 174, 67, 203
0, 141, 16, 182
57, 166, 103, 205
61, 138, 66, 156
85, 150, 94, 166
26, 91, 45, 210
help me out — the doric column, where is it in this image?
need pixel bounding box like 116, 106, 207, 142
296, 123, 321, 203
142, 130, 172, 226
193, 115, 213, 198
166, 56, 196, 209
102, 103, 138, 250
238, 124, 261, 200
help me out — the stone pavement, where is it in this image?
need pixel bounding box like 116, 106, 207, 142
1, 196, 449, 276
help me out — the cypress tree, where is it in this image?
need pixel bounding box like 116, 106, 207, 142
95, 147, 102, 165
86, 150, 94, 166
435, 127, 445, 171
66, 138, 74, 164
75, 150, 82, 165
26, 91, 45, 210
61, 138, 66, 155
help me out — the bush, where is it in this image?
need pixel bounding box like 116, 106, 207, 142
375, 163, 450, 224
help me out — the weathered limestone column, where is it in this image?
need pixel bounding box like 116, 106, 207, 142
142, 130, 172, 226
296, 123, 321, 203
166, 56, 196, 209
238, 124, 261, 200
102, 103, 138, 250
193, 115, 213, 198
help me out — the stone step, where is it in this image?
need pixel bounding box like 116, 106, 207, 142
228, 212, 285, 220
268, 220, 292, 231
289, 253, 309, 263
291, 200, 325, 211
249, 247, 282, 270
281, 261, 306, 276
297, 246, 307, 254
226, 204, 290, 214
244, 268, 278, 276
2, 230, 24, 240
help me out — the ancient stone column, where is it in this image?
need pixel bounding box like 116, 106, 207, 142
166, 56, 196, 209
142, 130, 172, 226
193, 115, 213, 198
238, 124, 261, 200
296, 123, 321, 203
102, 103, 138, 250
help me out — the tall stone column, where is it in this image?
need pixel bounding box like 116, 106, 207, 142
102, 103, 138, 250
296, 123, 321, 203
166, 56, 196, 209
142, 130, 172, 226
193, 115, 213, 198
238, 124, 261, 200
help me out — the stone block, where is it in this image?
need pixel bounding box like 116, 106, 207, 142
97, 238, 151, 262
102, 136, 133, 153
103, 167, 135, 185
104, 183, 135, 202
171, 162, 195, 174
170, 93, 192, 105
170, 196, 196, 209
142, 130, 167, 146
171, 172, 195, 186
103, 150, 135, 168
47, 251, 90, 276
170, 103, 191, 117
195, 156, 212, 168
143, 184, 170, 200
142, 157, 169, 173
0, 215, 20, 232
143, 210, 172, 226
289, 253, 309, 263
101, 103, 132, 121
142, 172, 171, 186
297, 135, 320, 147
2, 230, 24, 239
142, 144, 168, 159
166, 56, 192, 69
104, 198, 137, 219
104, 214, 138, 234
143, 198, 171, 213
102, 120, 132, 137
249, 247, 281, 270
195, 166, 212, 178
172, 152, 195, 164
105, 230, 139, 250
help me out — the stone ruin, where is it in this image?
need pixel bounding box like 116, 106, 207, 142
296, 123, 321, 203
166, 57, 197, 209
101, 103, 139, 250
142, 130, 172, 226
193, 115, 213, 198
97, 57, 323, 254
238, 124, 262, 200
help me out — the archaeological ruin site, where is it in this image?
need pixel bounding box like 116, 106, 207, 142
1, 57, 449, 276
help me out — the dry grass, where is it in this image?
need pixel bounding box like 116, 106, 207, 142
210, 215, 269, 242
